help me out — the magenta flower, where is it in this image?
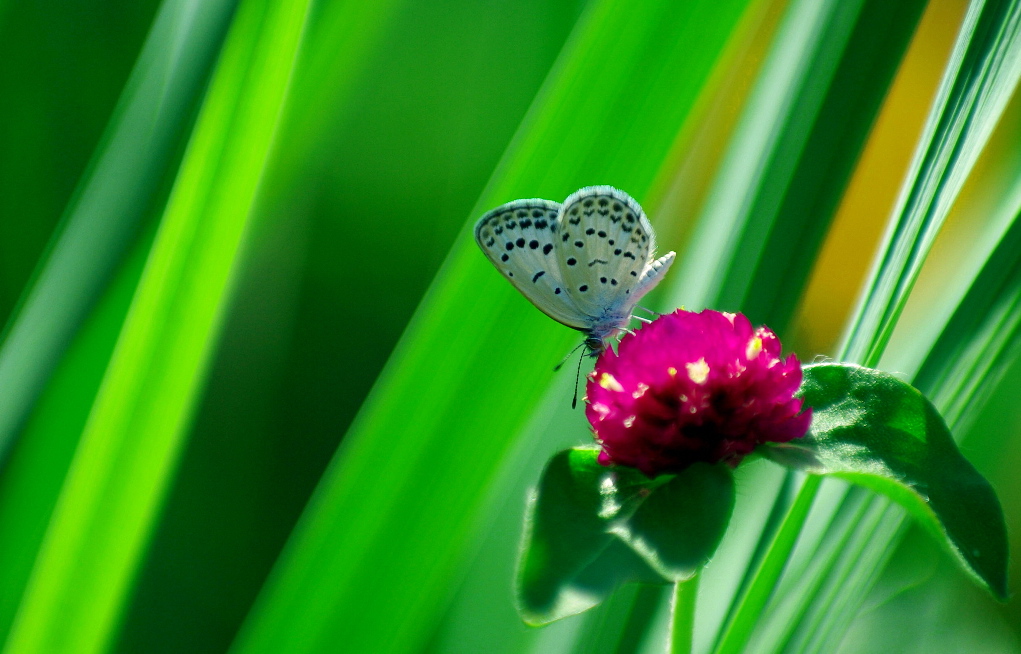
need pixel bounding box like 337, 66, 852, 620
585, 309, 811, 477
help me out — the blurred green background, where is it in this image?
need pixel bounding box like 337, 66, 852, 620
1, 0, 1020, 652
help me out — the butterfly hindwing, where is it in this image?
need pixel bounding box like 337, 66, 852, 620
474, 199, 588, 330
554, 186, 657, 318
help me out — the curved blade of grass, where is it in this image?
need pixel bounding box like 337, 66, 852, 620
781, 185, 1021, 653
230, 1, 755, 652
714, 2, 1021, 651
0, 0, 236, 638
842, 0, 1021, 366
773, 48, 1021, 654
0, 0, 310, 652
0, 0, 237, 463
612, 0, 927, 646
0, 230, 151, 642
669, 0, 925, 334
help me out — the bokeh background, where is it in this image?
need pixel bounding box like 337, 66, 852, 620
1, 0, 1020, 652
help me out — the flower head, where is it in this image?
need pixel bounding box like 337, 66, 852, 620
585, 309, 811, 477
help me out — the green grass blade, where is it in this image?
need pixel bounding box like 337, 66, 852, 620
0, 231, 151, 642
787, 191, 1021, 653
842, 0, 1021, 366
670, 0, 925, 334
230, 1, 755, 652
713, 2, 1021, 650
0, 0, 310, 651
0, 0, 237, 462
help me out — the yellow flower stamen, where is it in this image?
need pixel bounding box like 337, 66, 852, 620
686, 358, 710, 384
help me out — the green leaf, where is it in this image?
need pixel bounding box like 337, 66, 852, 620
517, 448, 654, 625
517, 448, 735, 625
613, 463, 735, 581
765, 363, 1008, 599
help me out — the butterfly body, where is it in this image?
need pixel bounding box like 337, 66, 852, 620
474, 186, 675, 354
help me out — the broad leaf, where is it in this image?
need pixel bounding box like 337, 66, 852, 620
517, 447, 735, 625
765, 363, 1008, 599
613, 462, 735, 581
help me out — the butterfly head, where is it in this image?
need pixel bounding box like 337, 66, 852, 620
583, 334, 606, 357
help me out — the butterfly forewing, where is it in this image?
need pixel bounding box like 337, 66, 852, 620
474, 199, 588, 329
554, 187, 656, 318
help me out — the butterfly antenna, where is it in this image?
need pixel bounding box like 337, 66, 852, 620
572, 347, 586, 409
554, 341, 586, 372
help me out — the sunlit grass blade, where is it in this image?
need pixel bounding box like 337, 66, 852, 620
670, 0, 926, 334
915, 191, 1021, 423
713, 2, 1021, 651
231, 1, 756, 652
785, 189, 1021, 653
0, 0, 310, 652
842, 0, 1021, 366
0, 0, 237, 463
0, 232, 151, 642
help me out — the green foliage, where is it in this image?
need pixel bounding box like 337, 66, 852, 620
517, 448, 734, 625
774, 363, 1008, 599
1, 0, 1021, 651
0, 0, 309, 651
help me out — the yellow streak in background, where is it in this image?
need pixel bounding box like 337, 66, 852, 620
645, 0, 789, 235
789, 0, 968, 356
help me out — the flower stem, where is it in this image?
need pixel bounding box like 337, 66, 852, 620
713, 474, 822, 654
669, 574, 700, 654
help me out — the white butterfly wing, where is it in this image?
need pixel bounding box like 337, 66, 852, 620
474, 199, 589, 330
553, 186, 673, 321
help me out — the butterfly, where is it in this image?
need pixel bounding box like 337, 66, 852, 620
474, 186, 675, 357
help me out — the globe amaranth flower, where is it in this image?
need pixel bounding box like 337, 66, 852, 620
585, 309, 811, 478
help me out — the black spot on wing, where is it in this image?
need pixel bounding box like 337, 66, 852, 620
543, 243, 553, 255
532, 270, 545, 283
